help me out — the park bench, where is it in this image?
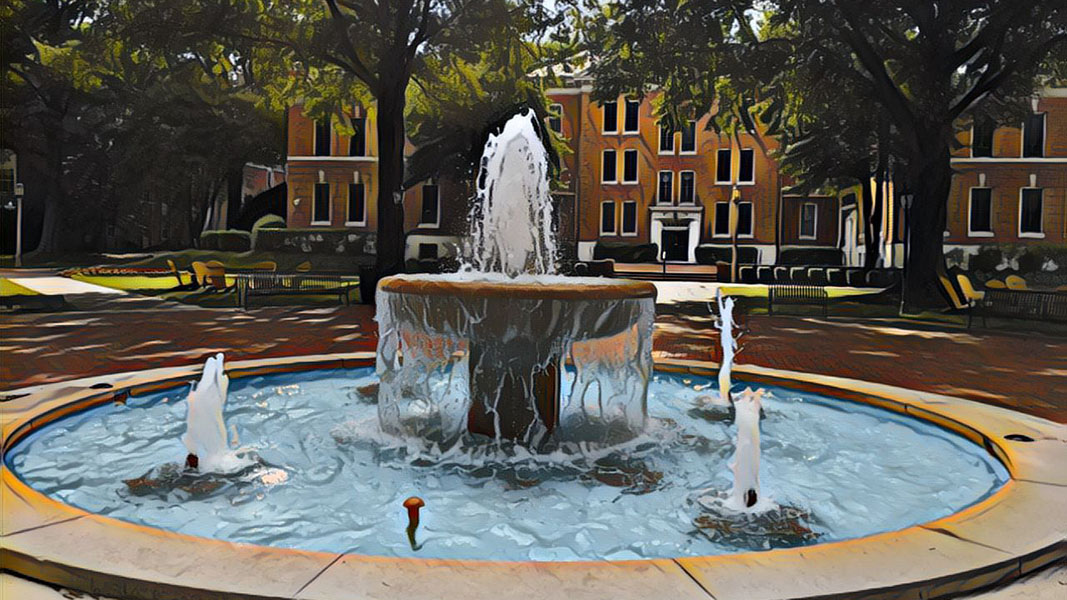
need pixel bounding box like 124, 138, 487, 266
768, 284, 829, 318
235, 272, 356, 309
978, 288, 1067, 323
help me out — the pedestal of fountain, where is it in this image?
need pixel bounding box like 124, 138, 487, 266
376, 276, 656, 441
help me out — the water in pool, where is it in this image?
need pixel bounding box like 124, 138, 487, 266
7, 367, 1008, 561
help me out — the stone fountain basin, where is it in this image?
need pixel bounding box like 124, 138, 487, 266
378, 274, 657, 343
1, 353, 1064, 600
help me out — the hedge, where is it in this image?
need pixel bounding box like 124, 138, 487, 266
958, 243, 1067, 288
593, 241, 659, 263
199, 230, 251, 252
777, 246, 844, 266
252, 214, 286, 232
253, 228, 377, 256
695, 245, 759, 265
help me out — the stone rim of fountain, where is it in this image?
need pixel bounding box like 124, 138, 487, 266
1, 352, 1063, 600
378, 275, 658, 300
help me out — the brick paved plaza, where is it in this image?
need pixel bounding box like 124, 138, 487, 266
2, 280, 1063, 423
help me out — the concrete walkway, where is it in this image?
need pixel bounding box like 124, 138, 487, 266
4, 275, 126, 295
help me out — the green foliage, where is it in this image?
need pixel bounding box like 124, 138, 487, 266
252, 214, 285, 231
199, 230, 252, 252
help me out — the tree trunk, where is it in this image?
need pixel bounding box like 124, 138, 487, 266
30, 141, 64, 254
862, 175, 881, 270
374, 82, 408, 281
902, 146, 953, 312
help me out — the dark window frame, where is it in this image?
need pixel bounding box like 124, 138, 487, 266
420, 184, 440, 227
347, 182, 366, 225
348, 117, 366, 157
623, 99, 640, 133
622, 149, 639, 183
314, 120, 331, 156
1019, 188, 1043, 235
738, 148, 755, 184
679, 171, 696, 204
602, 149, 617, 183
1022, 113, 1046, 158
621, 201, 638, 235
714, 202, 730, 236
680, 121, 697, 153
602, 101, 618, 133
737, 201, 754, 237
968, 187, 992, 235
659, 122, 675, 154
657, 170, 674, 204
971, 118, 994, 158
716, 149, 732, 183
600, 201, 617, 235
799, 202, 817, 239
313, 182, 331, 224
547, 103, 563, 133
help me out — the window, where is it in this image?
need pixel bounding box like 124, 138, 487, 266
971, 118, 994, 158
799, 202, 817, 239
1019, 188, 1043, 236
737, 202, 753, 236
1023, 113, 1045, 158
968, 188, 992, 235
600, 201, 616, 235
622, 149, 638, 183
601, 149, 617, 183
657, 171, 674, 204
714, 202, 730, 236
0, 167, 13, 194
680, 121, 696, 153
623, 99, 640, 133
602, 100, 618, 133
314, 120, 331, 156
349, 117, 366, 156
622, 201, 638, 235
658, 122, 675, 154
420, 184, 440, 227
418, 243, 438, 260
716, 149, 732, 183
347, 182, 366, 225
547, 103, 563, 133
738, 149, 755, 183
679, 171, 695, 204
313, 182, 330, 224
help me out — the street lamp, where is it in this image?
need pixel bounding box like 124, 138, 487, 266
900, 193, 914, 314
2, 183, 22, 267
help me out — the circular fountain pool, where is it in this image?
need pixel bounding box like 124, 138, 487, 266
5, 366, 1008, 562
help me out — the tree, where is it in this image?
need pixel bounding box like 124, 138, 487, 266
219, 0, 575, 281
587, 0, 1067, 310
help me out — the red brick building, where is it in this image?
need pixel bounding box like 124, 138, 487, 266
546, 82, 794, 265
947, 88, 1067, 259
285, 104, 469, 263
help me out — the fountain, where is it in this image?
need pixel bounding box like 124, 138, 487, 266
376, 111, 656, 444
729, 387, 764, 509
181, 353, 246, 473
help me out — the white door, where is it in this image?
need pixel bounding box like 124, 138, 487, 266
843, 210, 859, 266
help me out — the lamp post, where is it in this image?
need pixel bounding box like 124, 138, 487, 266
729, 187, 741, 283
14, 183, 23, 267
3, 183, 22, 267
899, 193, 914, 315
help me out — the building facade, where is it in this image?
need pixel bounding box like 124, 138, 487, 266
547, 86, 790, 265
947, 89, 1067, 258
285, 105, 469, 263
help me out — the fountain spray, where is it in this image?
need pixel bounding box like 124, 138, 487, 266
730, 387, 764, 509
715, 288, 737, 406
182, 353, 246, 473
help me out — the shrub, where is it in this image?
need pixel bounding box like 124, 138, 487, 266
253, 228, 376, 256
252, 214, 286, 232
199, 230, 251, 252
968, 246, 1002, 273
695, 245, 759, 265
777, 246, 843, 266
593, 241, 659, 263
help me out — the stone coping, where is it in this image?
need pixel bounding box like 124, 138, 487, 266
379, 275, 658, 300
1, 352, 1063, 600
